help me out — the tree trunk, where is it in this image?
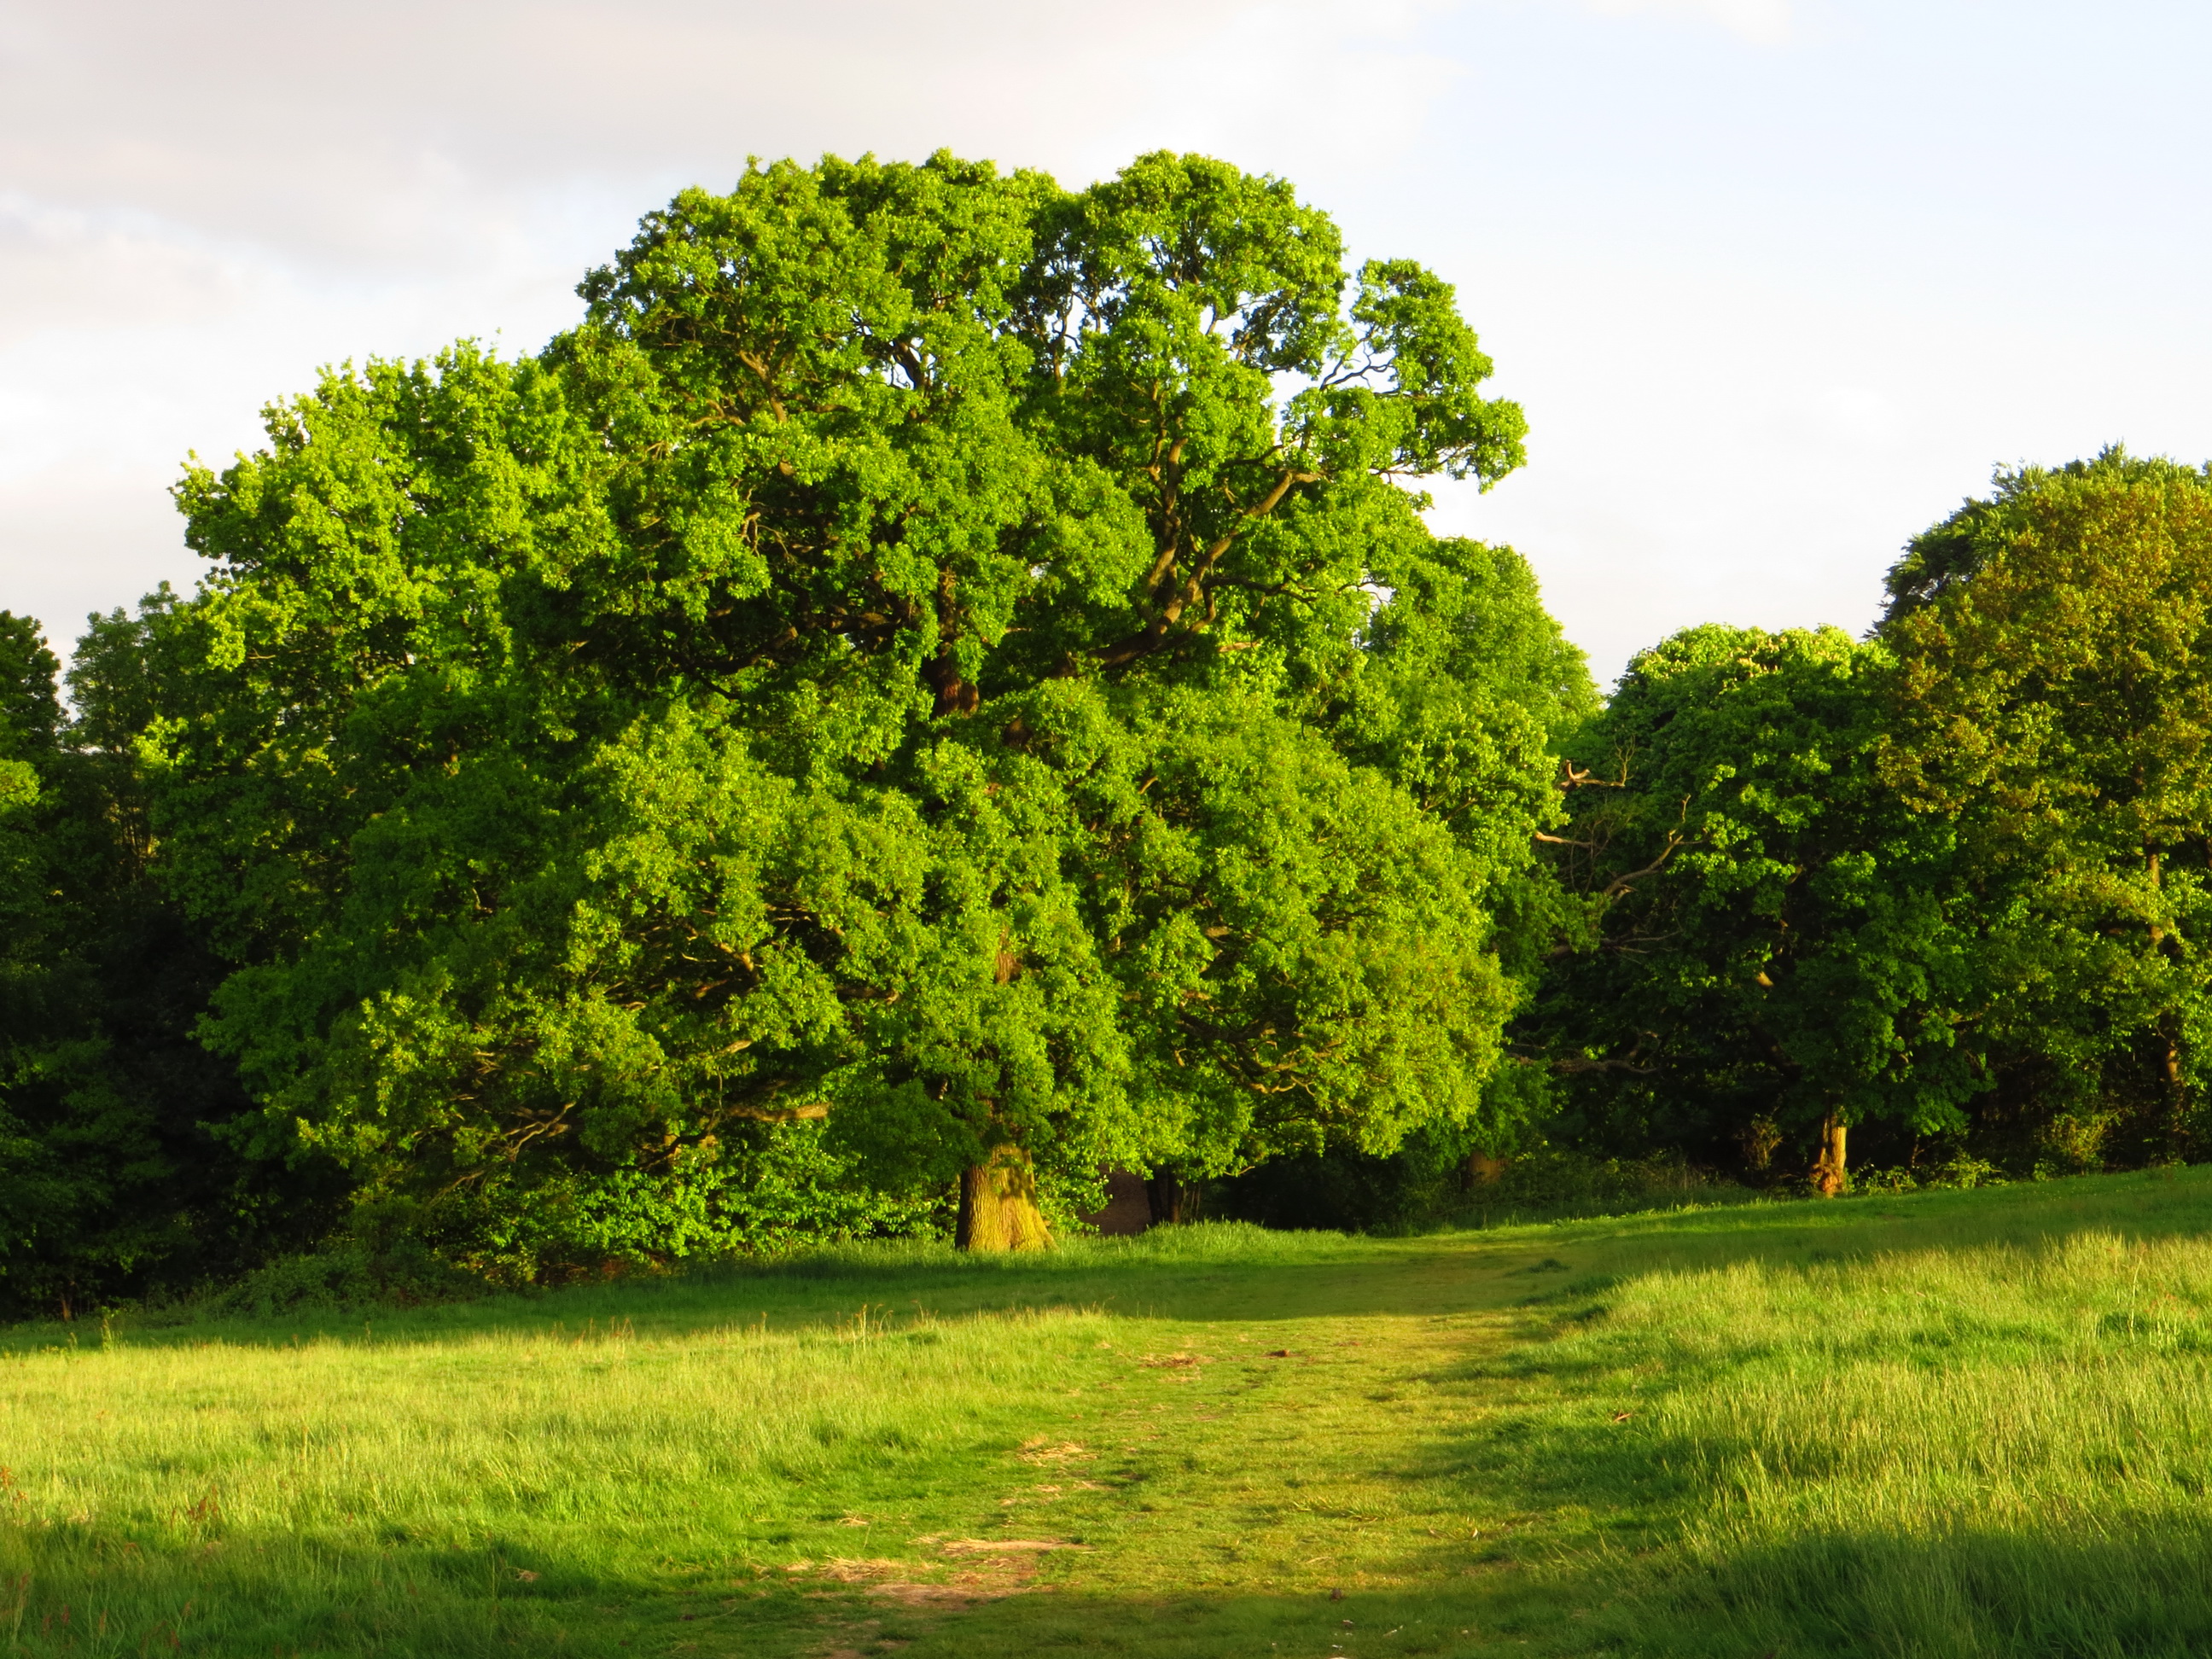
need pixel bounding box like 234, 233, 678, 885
956, 1145, 1052, 1252
1811, 1115, 1848, 1196
1461, 1153, 1510, 1190
2163, 1032, 2188, 1154
1146, 1170, 1200, 1226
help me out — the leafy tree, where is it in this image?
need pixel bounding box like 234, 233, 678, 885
0, 613, 101, 1301
130, 150, 1560, 1262
0, 607, 312, 1314
1878, 448, 2212, 1167
1320, 532, 1597, 1185
1531, 625, 1980, 1189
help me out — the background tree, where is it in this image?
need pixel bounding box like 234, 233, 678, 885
1210, 531, 1596, 1220
0, 608, 316, 1316
1879, 448, 2212, 1169
1530, 625, 1981, 1189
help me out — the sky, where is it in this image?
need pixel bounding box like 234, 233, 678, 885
4, 0, 2210, 685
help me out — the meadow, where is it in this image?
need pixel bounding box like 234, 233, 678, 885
9, 1170, 2212, 1657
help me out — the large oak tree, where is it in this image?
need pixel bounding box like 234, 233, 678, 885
133, 152, 1569, 1265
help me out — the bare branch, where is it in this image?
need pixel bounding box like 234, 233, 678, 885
1600, 830, 1691, 900
1558, 757, 1630, 791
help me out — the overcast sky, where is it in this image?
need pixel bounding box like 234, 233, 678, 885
4, 0, 2209, 684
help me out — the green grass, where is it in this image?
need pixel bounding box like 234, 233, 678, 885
9, 1170, 2212, 1656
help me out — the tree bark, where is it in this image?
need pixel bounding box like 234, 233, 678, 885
956, 1145, 1052, 1251
1146, 1170, 1200, 1226
1811, 1115, 1848, 1197
1461, 1153, 1510, 1190
2163, 1032, 2188, 1153
923, 653, 979, 718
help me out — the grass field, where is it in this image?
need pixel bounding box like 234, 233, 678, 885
9, 1169, 2212, 1657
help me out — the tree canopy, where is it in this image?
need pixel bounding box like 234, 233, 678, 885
0, 606, 313, 1313
1526, 450, 2212, 1187
1878, 447, 2212, 1168
1530, 625, 1979, 1187
90, 149, 1568, 1276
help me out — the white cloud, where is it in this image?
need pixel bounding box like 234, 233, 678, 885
0, 1, 1401, 265
1581, 0, 1794, 44
1086, 0, 1469, 189
0, 196, 261, 351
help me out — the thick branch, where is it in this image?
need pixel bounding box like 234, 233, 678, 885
1551, 1057, 1660, 1076
1600, 831, 1689, 900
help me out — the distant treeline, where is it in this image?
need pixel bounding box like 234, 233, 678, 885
3, 150, 2207, 1314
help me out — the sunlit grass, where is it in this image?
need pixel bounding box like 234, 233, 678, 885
0, 1280, 1132, 1653
1549, 1225, 2212, 1655
8, 1178, 2212, 1655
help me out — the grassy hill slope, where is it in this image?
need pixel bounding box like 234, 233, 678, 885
8, 1170, 2212, 1656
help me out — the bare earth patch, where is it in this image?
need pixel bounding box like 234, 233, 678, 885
791, 1537, 1084, 1612
1017, 1437, 1097, 1465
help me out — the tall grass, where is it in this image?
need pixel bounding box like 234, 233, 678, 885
1516, 1221, 2212, 1654
0, 1301, 1120, 1654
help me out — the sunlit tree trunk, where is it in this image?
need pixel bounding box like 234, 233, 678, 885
956, 1145, 1052, 1251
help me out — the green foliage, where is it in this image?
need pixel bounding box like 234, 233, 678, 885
1531, 624, 1981, 1173
1526, 449, 2212, 1188
1880, 447, 2212, 1167
0, 614, 106, 1290
0, 608, 325, 1316
99, 150, 1563, 1270
49, 148, 2212, 1299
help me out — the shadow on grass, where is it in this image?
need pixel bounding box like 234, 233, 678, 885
0, 1524, 709, 1659
17, 1470, 2212, 1659
0, 1527, 1580, 1659
15, 1522, 2212, 1659
26, 1167, 2212, 1357
869, 1520, 2212, 1659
